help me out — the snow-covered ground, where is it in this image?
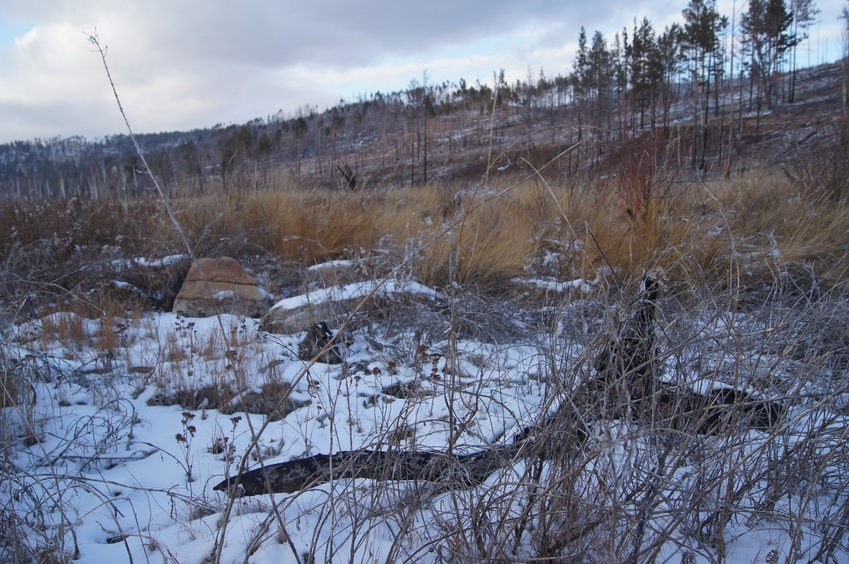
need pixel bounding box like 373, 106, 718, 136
1, 276, 848, 563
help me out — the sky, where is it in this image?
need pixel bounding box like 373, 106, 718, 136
0, 0, 846, 145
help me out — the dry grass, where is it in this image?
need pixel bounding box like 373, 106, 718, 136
0, 158, 847, 315
412, 187, 543, 286
725, 171, 849, 278
37, 292, 144, 357
0, 367, 19, 408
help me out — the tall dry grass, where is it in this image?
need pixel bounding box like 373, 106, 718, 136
0, 159, 847, 314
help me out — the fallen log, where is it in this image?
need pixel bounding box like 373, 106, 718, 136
213, 444, 523, 496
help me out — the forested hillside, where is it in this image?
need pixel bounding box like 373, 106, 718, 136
1, 0, 843, 200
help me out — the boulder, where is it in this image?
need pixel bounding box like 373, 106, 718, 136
172, 257, 268, 318
259, 280, 439, 335
259, 298, 357, 335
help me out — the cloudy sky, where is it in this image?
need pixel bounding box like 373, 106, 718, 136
0, 0, 845, 144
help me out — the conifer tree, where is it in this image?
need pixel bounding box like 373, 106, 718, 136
741, 0, 798, 109
683, 0, 728, 167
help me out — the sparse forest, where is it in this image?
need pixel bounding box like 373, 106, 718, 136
0, 0, 842, 200
2, 0, 849, 562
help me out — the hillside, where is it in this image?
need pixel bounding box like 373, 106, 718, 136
1, 59, 847, 200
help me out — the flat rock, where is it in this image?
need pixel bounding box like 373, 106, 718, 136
172, 257, 269, 318
259, 297, 358, 335
259, 280, 439, 334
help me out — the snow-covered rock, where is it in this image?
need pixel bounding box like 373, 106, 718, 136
259, 279, 439, 334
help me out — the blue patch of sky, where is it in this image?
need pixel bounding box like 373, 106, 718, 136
0, 20, 33, 47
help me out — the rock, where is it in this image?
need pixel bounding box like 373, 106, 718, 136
259, 280, 440, 335
258, 282, 366, 334
260, 298, 357, 335
172, 257, 268, 318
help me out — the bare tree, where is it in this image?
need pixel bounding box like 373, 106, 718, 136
336, 162, 357, 190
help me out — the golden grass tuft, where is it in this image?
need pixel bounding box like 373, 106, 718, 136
504, 165, 849, 287
40, 312, 87, 351
263, 190, 388, 262
412, 186, 543, 286
726, 172, 849, 277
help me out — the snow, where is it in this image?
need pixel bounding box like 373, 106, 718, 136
307, 259, 360, 271
521, 276, 594, 294
111, 254, 189, 270
1, 277, 847, 563
135, 254, 189, 267
268, 279, 439, 311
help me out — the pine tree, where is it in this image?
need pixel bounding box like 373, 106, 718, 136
573, 27, 590, 141
741, 0, 798, 109
588, 30, 614, 133
683, 0, 728, 167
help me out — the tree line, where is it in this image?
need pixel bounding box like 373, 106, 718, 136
0, 0, 834, 200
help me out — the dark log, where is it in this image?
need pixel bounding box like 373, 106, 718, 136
669, 385, 785, 435
213, 445, 522, 497
594, 276, 660, 402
